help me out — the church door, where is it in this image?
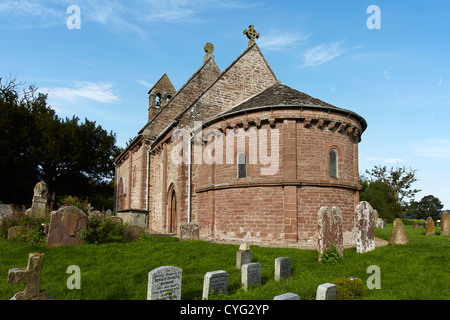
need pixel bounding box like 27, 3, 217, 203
169, 189, 177, 234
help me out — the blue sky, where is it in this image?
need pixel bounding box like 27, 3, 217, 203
1, 0, 449, 209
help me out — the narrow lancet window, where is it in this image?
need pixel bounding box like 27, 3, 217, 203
237, 152, 247, 178
330, 149, 338, 179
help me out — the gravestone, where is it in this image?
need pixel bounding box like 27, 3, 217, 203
179, 222, 200, 241
105, 209, 112, 217
441, 211, 450, 236
236, 242, 252, 268
425, 216, 435, 236
413, 223, 421, 229
202, 270, 228, 300
47, 206, 87, 247
355, 201, 375, 253
0, 203, 13, 220
241, 263, 261, 291
274, 257, 291, 281
7, 253, 54, 300
30, 181, 48, 216
389, 218, 409, 244
317, 206, 343, 261
316, 283, 337, 300
147, 266, 182, 300
273, 292, 300, 300
123, 225, 144, 241
7, 226, 26, 240
376, 218, 385, 229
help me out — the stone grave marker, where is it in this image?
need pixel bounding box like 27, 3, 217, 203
425, 216, 435, 236
376, 218, 385, 229
202, 270, 228, 300
179, 222, 200, 241
273, 292, 300, 300
441, 211, 450, 236
0, 203, 13, 220
236, 242, 252, 268
147, 266, 182, 300
47, 206, 87, 247
316, 283, 337, 300
274, 257, 291, 281
389, 218, 409, 244
30, 181, 48, 216
241, 263, 261, 291
355, 201, 375, 253
123, 225, 144, 241
317, 206, 343, 261
7, 252, 54, 300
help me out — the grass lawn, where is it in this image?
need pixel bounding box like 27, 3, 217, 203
0, 223, 448, 300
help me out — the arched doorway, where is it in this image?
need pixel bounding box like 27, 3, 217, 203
168, 187, 177, 234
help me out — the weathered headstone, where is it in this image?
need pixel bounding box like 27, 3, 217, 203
441, 211, 450, 236
376, 218, 385, 229
147, 266, 182, 300
373, 209, 379, 223
202, 270, 228, 300
30, 181, 48, 216
389, 218, 409, 244
236, 242, 252, 268
274, 257, 291, 281
316, 283, 337, 300
0, 203, 13, 220
179, 222, 200, 241
355, 201, 375, 253
7, 226, 26, 240
7, 253, 54, 300
273, 292, 300, 300
47, 206, 87, 247
413, 223, 421, 229
241, 263, 261, 291
122, 225, 144, 241
317, 206, 343, 261
105, 209, 112, 217
425, 216, 435, 236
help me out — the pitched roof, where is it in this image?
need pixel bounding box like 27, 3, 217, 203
147, 73, 176, 94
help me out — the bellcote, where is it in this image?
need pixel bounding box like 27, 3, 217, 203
148, 73, 176, 122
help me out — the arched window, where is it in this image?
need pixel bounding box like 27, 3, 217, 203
330, 149, 338, 179
155, 93, 162, 108
237, 152, 247, 178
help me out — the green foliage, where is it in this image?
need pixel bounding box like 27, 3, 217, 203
409, 195, 443, 220
57, 195, 90, 213
332, 277, 366, 300
139, 234, 179, 242
360, 177, 403, 220
0, 210, 49, 246
78, 213, 124, 244
320, 243, 342, 264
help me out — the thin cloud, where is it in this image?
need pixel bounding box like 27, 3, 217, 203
259, 31, 311, 51
136, 80, 153, 87
412, 139, 450, 159
384, 158, 405, 163
41, 82, 119, 104
301, 40, 347, 68
0, 0, 65, 28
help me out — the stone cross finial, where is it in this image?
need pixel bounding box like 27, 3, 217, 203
7, 252, 54, 300
243, 25, 260, 47
203, 42, 215, 63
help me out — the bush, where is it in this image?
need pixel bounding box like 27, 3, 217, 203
0, 210, 50, 246
57, 195, 90, 213
320, 244, 342, 263
78, 212, 124, 244
332, 277, 366, 300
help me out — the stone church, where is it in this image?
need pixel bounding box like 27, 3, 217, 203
114, 26, 367, 248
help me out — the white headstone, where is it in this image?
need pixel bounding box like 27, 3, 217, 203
316, 283, 337, 300
274, 257, 291, 281
202, 270, 228, 300
273, 292, 300, 300
241, 263, 261, 291
147, 266, 182, 300
355, 201, 375, 253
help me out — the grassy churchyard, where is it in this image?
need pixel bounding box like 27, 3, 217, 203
0, 223, 448, 300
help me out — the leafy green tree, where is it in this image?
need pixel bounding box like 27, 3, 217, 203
0, 75, 119, 207
410, 195, 443, 220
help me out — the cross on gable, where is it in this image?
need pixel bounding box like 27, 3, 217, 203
243, 25, 260, 47
8, 252, 53, 300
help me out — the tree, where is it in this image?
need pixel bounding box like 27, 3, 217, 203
0, 75, 119, 207
410, 195, 443, 220
365, 165, 421, 206
359, 176, 403, 220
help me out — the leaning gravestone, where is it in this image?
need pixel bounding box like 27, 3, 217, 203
274, 257, 291, 281
0, 203, 13, 220
316, 283, 337, 300
317, 206, 343, 261
389, 218, 409, 244
425, 216, 435, 236
202, 270, 228, 300
236, 242, 252, 268
30, 181, 48, 216
355, 201, 375, 253
7, 252, 54, 300
273, 292, 300, 300
147, 266, 182, 300
47, 206, 87, 247
241, 263, 261, 291
441, 211, 450, 236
